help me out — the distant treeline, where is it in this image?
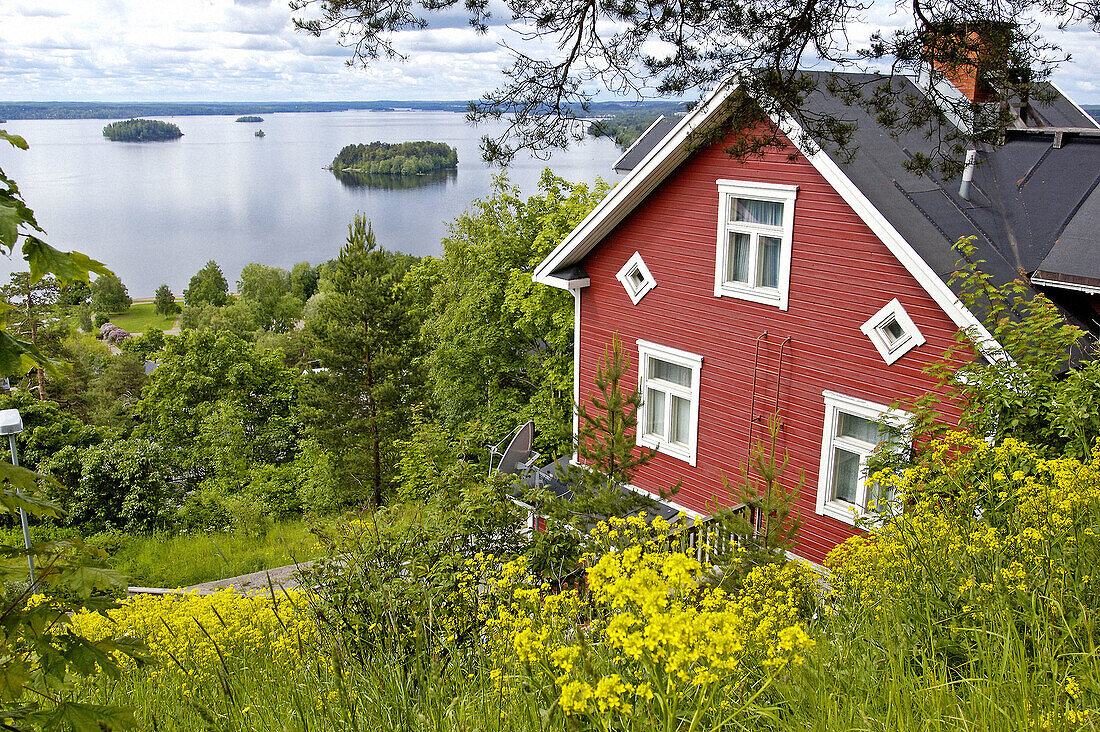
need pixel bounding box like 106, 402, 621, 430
236, 116, 264, 123
0, 99, 679, 121
588, 103, 685, 148
331, 141, 458, 176
103, 119, 183, 142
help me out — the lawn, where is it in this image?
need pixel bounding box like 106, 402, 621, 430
104, 301, 179, 334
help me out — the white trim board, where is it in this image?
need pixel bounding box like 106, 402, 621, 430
531, 76, 1007, 362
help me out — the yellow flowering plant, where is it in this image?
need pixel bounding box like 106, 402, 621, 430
470, 513, 818, 730
828, 431, 1100, 727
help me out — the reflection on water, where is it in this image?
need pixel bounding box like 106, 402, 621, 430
332, 167, 457, 190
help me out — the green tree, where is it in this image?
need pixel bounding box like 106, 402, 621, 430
90, 271, 131, 315
409, 170, 608, 457
153, 284, 180, 317
237, 263, 303, 333
302, 215, 421, 508
135, 330, 301, 486
183, 259, 229, 307
290, 261, 320, 302
1, 272, 62, 399
179, 299, 262, 338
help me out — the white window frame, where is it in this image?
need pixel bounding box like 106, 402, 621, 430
860, 298, 927, 365
615, 251, 657, 304
713, 180, 798, 311
816, 390, 910, 525
636, 340, 703, 467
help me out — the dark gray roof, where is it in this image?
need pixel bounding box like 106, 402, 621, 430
613, 116, 680, 173
616, 72, 1100, 330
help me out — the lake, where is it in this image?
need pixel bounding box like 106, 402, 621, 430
0, 111, 623, 296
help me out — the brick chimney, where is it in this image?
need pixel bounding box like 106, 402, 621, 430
923, 21, 1014, 104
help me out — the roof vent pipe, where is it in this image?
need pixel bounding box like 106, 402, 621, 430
959, 149, 977, 201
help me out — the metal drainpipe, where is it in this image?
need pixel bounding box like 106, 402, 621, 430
959, 149, 978, 201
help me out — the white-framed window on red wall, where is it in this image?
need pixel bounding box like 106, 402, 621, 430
713, 180, 798, 310
636, 340, 703, 467
816, 390, 910, 525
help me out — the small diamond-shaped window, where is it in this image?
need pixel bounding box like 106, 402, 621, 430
860, 299, 926, 365
616, 252, 657, 304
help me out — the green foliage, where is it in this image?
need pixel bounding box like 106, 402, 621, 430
237, 263, 303, 333
711, 414, 803, 573
587, 105, 683, 147
153, 284, 180, 317
393, 410, 480, 502
178, 299, 262, 337
90, 271, 132, 314
119, 328, 164, 360
411, 170, 608, 458
47, 437, 178, 533
0, 131, 141, 729
1, 271, 64, 398
235, 116, 264, 123
892, 237, 1100, 464
301, 215, 422, 507
576, 334, 653, 485
183, 260, 229, 308
331, 140, 458, 175
289, 261, 320, 302
101, 118, 182, 142
135, 330, 301, 486
59, 279, 91, 307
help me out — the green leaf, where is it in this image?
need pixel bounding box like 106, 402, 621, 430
29, 702, 137, 732
22, 237, 111, 285
0, 658, 30, 702
0, 131, 29, 150
57, 564, 128, 599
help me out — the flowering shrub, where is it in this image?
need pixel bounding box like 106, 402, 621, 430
828, 432, 1100, 728
469, 513, 818, 730
72, 589, 314, 694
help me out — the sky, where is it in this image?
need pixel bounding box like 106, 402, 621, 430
1, 0, 1099, 104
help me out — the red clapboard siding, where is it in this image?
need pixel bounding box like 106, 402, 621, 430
576, 125, 964, 566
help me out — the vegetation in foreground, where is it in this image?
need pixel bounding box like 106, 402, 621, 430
102, 119, 183, 142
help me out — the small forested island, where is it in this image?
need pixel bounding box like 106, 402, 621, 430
102, 118, 183, 142
255, 129, 266, 138
236, 115, 264, 123
330, 140, 458, 176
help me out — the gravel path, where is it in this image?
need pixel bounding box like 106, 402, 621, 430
185, 562, 311, 594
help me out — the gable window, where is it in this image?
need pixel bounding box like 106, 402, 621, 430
616, 252, 657, 304
637, 340, 702, 466
714, 180, 798, 310
816, 391, 909, 525
860, 298, 927, 365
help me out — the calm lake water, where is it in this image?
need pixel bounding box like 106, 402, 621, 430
0, 111, 623, 296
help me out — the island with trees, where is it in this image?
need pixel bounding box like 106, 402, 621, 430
329, 140, 458, 176
102, 118, 183, 142
235, 116, 264, 123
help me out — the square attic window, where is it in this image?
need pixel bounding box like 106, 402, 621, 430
616, 252, 657, 304
860, 298, 926, 365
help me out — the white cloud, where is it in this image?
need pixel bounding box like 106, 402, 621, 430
0, 0, 1098, 103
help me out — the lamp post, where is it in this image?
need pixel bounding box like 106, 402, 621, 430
0, 409, 33, 578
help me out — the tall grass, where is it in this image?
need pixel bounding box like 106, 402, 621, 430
0, 519, 322, 587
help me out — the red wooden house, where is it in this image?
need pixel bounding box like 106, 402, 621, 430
533, 69, 1100, 565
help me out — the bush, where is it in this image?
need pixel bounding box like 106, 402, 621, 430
93, 313, 110, 328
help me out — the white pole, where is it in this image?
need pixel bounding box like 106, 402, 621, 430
9, 434, 34, 579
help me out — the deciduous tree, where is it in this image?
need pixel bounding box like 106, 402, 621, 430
184, 260, 229, 307
153, 284, 180, 317
90, 272, 131, 315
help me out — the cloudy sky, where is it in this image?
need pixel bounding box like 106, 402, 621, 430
2, 0, 1099, 103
